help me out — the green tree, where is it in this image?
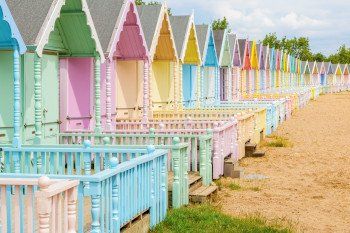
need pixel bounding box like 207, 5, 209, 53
135, 0, 172, 15
212, 17, 229, 30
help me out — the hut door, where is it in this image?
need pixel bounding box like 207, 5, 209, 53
0, 51, 14, 143
320, 74, 325, 86
61, 58, 93, 132
182, 64, 196, 107
42, 54, 59, 144
220, 68, 225, 101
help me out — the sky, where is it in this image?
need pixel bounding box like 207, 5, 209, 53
156, 0, 349, 56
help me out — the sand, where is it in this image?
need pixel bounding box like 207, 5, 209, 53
219, 93, 350, 233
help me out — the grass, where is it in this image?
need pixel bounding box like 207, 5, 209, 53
215, 180, 262, 192
228, 183, 242, 190
152, 205, 293, 233
262, 135, 292, 148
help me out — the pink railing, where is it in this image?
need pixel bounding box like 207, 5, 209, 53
112, 119, 238, 179
0, 176, 79, 233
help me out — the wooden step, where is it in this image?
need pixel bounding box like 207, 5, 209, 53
190, 185, 218, 203
251, 150, 266, 158
189, 172, 203, 193
245, 142, 257, 157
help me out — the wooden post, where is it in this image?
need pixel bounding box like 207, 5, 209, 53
90, 182, 101, 233
13, 46, 21, 148
105, 59, 112, 131
173, 61, 178, 110
143, 60, 149, 123
67, 186, 78, 233
94, 55, 102, 134
111, 158, 120, 231
200, 66, 204, 107
34, 53, 42, 145
37, 177, 51, 233
178, 62, 183, 110
215, 66, 220, 104
171, 137, 181, 208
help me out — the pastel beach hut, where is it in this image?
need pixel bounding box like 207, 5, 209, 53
269, 47, 276, 90
311, 61, 319, 86
281, 52, 288, 88
228, 33, 241, 100
257, 44, 268, 93
301, 61, 311, 86
87, 0, 149, 130
324, 62, 334, 92
7, 0, 105, 144
238, 38, 250, 96
275, 49, 281, 88
249, 41, 259, 94
196, 24, 219, 106
0, 0, 26, 146
213, 29, 232, 101
170, 14, 201, 108
340, 64, 349, 90
333, 63, 342, 92
137, 4, 178, 113
317, 62, 326, 87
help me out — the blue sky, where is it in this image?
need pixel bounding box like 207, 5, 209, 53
154, 0, 349, 55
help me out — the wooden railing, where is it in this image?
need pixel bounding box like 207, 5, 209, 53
0, 176, 79, 233
0, 146, 168, 232
109, 119, 237, 179
59, 131, 213, 188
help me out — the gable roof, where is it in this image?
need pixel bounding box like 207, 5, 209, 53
170, 15, 190, 59
228, 33, 241, 66
213, 29, 225, 60
137, 4, 162, 50
8, 0, 104, 60
302, 61, 311, 74
195, 24, 209, 60
137, 3, 177, 61
324, 62, 332, 74
0, 0, 26, 54
87, 0, 146, 61
238, 39, 246, 66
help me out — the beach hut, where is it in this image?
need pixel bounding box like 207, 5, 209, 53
281, 52, 288, 88
275, 50, 281, 88
0, 0, 26, 146
170, 14, 201, 108
238, 39, 250, 96
137, 4, 178, 114
311, 61, 319, 86
333, 63, 342, 91
302, 61, 311, 86
249, 41, 259, 94
228, 33, 241, 100
340, 64, 349, 90
87, 0, 149, 130
317, 62, 326, 86
323, 62, 332, 92
257, 44, 267, 93
214, 29, 232, 101
269, 47, 276, 90
7, 0, 104, 144
196, 24, 219, 106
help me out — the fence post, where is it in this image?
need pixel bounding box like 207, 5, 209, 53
83, 140, 91, 191
37, 176, 52, 233
149, 128, 156, 145
90, 181, 102, 233
212, 123, 220, 179
67, 185, 78, 233
171, 137, 181, 208
199, 135, 208, 186
111, 157, 120, 231
149, 145, 157, 228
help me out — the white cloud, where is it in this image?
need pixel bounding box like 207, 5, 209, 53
280, 12, 327, 30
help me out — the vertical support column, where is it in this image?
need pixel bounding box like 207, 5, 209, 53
173, 60, 178, 110
196, 65, 201, 108
37, 177, 51, 233
200, 66, 205, 106
94, 55, 102, 134
105, 59, 112, 131
111, 158, 120, 231
215, 66, 220, 104
143, 60, 150, 123
34, 53, 42, 145
67, 186, 78, 232
13, 47, 21, 148
227, 68, 232, 101
178, 62, 183, 110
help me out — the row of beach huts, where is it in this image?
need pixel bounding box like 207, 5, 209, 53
0, 0, 348, 232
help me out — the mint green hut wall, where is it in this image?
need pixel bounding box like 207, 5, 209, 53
0, 0, 26, 147
7, 0, 104, 145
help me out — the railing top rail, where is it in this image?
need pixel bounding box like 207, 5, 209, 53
59, 133, 212, 140
0, 149, 168, 182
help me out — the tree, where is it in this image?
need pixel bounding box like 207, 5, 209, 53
212, 17, 229, 30
135, 0, 172, 15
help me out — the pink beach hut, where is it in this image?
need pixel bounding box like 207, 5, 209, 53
87, 0, 149, 132
237, 38, 251, 95
228, 33, 241, 101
